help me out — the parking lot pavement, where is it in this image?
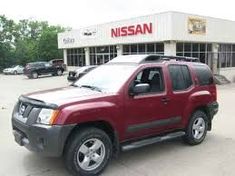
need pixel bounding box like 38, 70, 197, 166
1, 74, 235, 176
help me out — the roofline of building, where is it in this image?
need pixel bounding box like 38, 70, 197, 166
61, 11, 235, 33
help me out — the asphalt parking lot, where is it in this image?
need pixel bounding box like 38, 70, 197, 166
0, 74, 235, 176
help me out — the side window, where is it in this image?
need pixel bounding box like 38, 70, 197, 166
181, 66, 193, 88
131, 67, 164, 94
44, 63, 52, 67
168, 65, 192, 91
193, 65, 213, 85
37, 63, 44, 67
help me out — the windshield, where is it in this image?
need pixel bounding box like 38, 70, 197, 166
74, 64, 136, 93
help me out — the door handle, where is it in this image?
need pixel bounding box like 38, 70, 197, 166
161, 97, 170, 104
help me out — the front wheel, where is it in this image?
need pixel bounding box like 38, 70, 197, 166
64, 128, 112, 176
184, 110, 208, 145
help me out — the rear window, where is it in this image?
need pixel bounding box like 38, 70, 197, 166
193, 65, 213, 86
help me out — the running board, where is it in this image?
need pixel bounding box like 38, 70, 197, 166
121, 131, 185, 151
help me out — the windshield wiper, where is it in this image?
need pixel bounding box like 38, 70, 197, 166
79, 85, 102, 92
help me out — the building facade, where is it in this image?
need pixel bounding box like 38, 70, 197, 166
58, 11, 235, 80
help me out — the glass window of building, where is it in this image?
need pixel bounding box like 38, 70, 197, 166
176, 43, 213, 68
67, 48, 85, 66
218, 44, 235, 68
89, 45, 117, 65
123, 43, 164, 55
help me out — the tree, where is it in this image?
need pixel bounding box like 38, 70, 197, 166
0, 15, 66, 71
0, 15, 17, 70
38, 25, 64, 61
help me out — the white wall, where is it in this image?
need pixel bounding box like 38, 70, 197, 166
171, 12, 235, 43
58, 12, 172, 49
58, 11, 235, 48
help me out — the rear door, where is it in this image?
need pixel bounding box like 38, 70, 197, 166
166, 64, 194, 127
35, 63, 46, 74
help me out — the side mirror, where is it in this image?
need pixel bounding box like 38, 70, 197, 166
130, 83, 150, 96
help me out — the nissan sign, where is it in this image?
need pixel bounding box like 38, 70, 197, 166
111, 23, 153, 37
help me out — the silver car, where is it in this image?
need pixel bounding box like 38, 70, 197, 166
3, 65, 24, 75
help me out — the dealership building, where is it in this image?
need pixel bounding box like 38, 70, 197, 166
58, 11, 235, 80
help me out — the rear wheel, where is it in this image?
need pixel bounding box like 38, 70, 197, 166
31, 72, 38, 79
64, 127, 112, 176
184, 110, 208, 145
57, 69, 63, 76
13, 71, 17, 75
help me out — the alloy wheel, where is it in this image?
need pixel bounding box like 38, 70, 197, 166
76, 138, 105, 171
192, 117, 206, 140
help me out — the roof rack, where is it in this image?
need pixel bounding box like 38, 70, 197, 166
144, 55, 200, 63
108, 54, 200, 64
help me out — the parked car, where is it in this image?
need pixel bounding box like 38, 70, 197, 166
12, 55, 218, 176
3, 65, 24, 75
67, 65, 97, 82
49, 59, 67, 71
24, 61, 64, 79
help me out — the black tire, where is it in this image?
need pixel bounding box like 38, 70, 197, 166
13, 71, 17, 75
64, 127, 112, 176
57, 69, 63, 76
184, 110, 208, 145
31, 72, 38, 79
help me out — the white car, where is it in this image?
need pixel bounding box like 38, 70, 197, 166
3, 65, 24, 75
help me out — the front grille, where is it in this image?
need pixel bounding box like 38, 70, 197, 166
18, 101, 33, 118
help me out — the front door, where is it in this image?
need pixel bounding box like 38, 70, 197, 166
124, 66, 181, 140
44, 62, 54, 74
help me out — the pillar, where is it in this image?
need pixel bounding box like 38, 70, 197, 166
63, 49, 67, 65
164, 41, 176, 56
116, 45, 123, 56
212, 43, 219, 74
85, 47, 90, 66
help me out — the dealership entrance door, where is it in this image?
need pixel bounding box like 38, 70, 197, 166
89, 46, 117, 65
95, 54, 110, 65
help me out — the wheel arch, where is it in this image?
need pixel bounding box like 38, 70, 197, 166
190, 105, 212, 130
63, 120, 119, 157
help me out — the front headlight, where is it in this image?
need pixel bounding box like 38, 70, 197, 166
37, 108, 59, 125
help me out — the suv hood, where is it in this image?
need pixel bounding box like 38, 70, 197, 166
25, 86, 111, 107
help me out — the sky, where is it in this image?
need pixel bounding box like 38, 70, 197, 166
1, 0, 235, 29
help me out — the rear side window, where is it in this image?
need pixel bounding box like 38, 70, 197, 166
168, 65, 193, 91
193, 65, 213, 85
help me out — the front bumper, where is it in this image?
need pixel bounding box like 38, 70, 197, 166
67, 71, 77, 81
67, 76, 77, 81
12, 117, 75, 157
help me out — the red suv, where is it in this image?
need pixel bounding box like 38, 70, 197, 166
12, 55, 218, 176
